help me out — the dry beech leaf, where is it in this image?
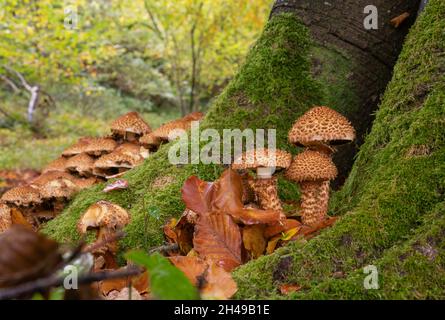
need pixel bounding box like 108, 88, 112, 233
264, 219, 301, 238
201, 263, 238, 300
298, 216, 338, 240
181, 176, 215, 215
390, 12, 410, 28
281, 227, 300, 241
242, 225, 266, 259
103, 179, 129, 193
169, 256, 208, 286
107, 287, 142, 300
163, 218, 178, 243
10, 208, 33, 230
99, 269, 149, 295
266, 235, 281, 254
279, 283, 302, 295
193, 212, 242, 272
169, 256, 237, 300
174, 215, 195, 255
212, 169, 281, 225
0, 225, 62, 288
99, 277, 128, 295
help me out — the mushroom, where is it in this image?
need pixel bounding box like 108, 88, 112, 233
231, 148, 292, 212
62, 137, 94, 157
285, 150, 338, 226
149, 111, 204, 143
0, 185, 43, 227
0, 204, 12, 233
288, 106, 355, 154
65, 153, 95, 177
139, 132, 162, 151
110, 111, 152, 143
30, 171, 80, 217
93, 143, 145, 179
42, 156, 69, 174
83, 137, 117, 157
77, 201, 130, 269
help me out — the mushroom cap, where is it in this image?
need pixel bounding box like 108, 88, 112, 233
62, 137, 94, 157
42, 157, 69, 174
65, 153, 95, 175
183, 111, 204, 122
151, 112, 203, 141
0, 204, 12, 233
74, 177, 100, 189
1, 186, 42, 207
77, 200, 130, 233
288, 106, 355, 147
83, 138, 117, 156
139, 132, 161, 147
30, 172, 79, 199
285, 150, 338, 182
94, 143, 144, 170
110, 112, 152, 136
231, 148, 292, 171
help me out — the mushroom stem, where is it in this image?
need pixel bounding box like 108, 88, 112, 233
299, 180, 330, 226
250, 177, 283, 212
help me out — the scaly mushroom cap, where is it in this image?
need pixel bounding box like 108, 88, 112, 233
65, 153, 95, 176
77, 200, 130, 233
152, 112, 203, 141
62, 137, 94, 157
231, 148, 292, 171
83, 138, 117, 156
94, 143, 144, 170
1, 186, 42, 207
288, 106, 355, 147
30, 171, 80, 199
110, 112, 152, 136
74, 177, 100, 189
42, 157, 69, 174
0, 204, 12, 233
286, 150, 338, 182
139, 132, 161, 148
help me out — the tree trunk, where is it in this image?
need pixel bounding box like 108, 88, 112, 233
41, 0, 441, 299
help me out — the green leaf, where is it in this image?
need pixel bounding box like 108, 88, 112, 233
126, 251, 200, 300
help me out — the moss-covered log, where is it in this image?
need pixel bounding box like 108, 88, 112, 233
233, 0, 445, 299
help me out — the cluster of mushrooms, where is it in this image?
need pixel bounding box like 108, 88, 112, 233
0, 111, 203, 232
232, 106, 355, 227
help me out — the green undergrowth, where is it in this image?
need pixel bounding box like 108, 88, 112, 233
42, 14, 327, 249
233, 0, 445, 299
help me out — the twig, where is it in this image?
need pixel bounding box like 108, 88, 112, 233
149, 243, 179, 254
0, 74, 20, 93
83, 231, 126, 253
0, 266, 142, 300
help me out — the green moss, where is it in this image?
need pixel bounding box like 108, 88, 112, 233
233, 0, 445, 299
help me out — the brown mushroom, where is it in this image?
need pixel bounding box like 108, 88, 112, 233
0, 185, 43, 227
93, 143, 145, 179
232, 148, 292, 212
65, 153, 95, 177
42, 156, 69, 174
288, 106, 355, 153
0, 204, 32, 233
77, 201, 130, 269
139, 132, 162, 151
62, 137, 94, 157
151, 111, 204, 143
110, 111, 152, 142
285, 150, 338, 226
83, 137, 117, 157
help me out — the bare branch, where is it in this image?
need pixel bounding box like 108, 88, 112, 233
0, 75, 20, 93
143, 0, 164, 41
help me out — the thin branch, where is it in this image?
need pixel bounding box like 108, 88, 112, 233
0, 75, 20, 93
0, 266, 142, 300
2, 65, 33, 92
148, 243, 179, 254
143, 0, 164, 41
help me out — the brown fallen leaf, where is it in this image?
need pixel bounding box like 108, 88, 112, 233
0, 225, 62, 288
266, 235, 281, 254
212, 169, 282, 225
390, 12, 410, 28
279, 283, 302, 295
193, 211, 242, 271
106, 287, 143, 300
169, 256, 237, 300
163, 218, 178, 243
103, 179, 129, 193
99, 269, 149, 295
181, 176, 215, 215
10, 208, 33, 230
298, 216, 338, 240
242, 225, 266, 259
264, 218, 301, 239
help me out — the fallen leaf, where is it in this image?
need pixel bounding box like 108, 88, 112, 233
193, 212, 242, 271
10, 208, 33, 229
103, 179, 129, 193
169, 256, 208, 286
106, 287, 142, 300
163, 218, 178, 243
174, 214, 195, 255
100, 269, 149, 296
266, 235, 281, 254
279, 283, 302, 295
281, 227, 300, 241
264, 219, 301, 238
181, 176, 215, 215
298, 216, 338, 239
242, 225, 266, 259
201, 263, 238, 300
390, 12, 410, 28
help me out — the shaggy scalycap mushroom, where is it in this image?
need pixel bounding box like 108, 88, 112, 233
42, 156, 69, 174
151, 111, 204, 142
65, 153, 95, 177
1, 185, 42, 208
110, 112, 152, 142
286, 150, 338, 226
77, 200, 130, 234
62, 137, 94, 157
232, 148, 292, 212
288, 106, 355, 149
